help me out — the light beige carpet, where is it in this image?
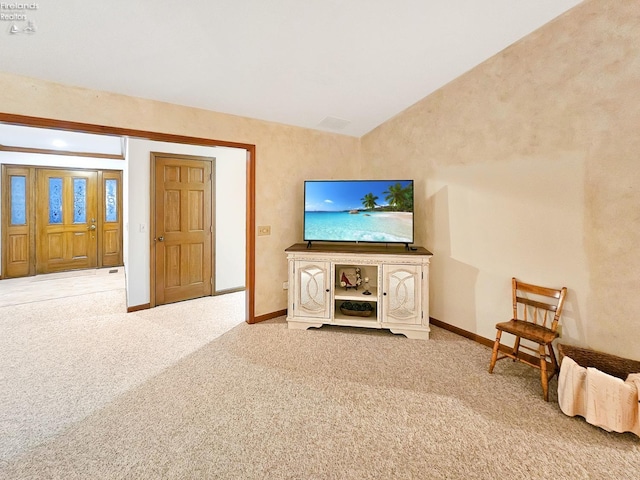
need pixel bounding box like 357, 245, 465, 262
0, 281, 246, 468
0, 297, 638, 479
0, 268, 125, 307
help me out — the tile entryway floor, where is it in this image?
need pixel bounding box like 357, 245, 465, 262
0, 268, 125, 308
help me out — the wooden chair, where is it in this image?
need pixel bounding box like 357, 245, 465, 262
489, 278, 568, 401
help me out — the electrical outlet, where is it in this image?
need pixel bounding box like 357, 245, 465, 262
283, 281, 289, 290
556, 325, 563, 337
258, 225, 271, 236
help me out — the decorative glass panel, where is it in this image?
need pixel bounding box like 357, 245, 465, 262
296, 262, 328, 318
387, 268, 417, 321
73, 178, 87, 223
49, 178, 63, 224
105, 179, 117, 222
10, 176, 27, 225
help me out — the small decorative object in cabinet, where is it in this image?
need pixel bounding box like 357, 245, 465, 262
362, 276, 372, 295
338, 267, 362, 290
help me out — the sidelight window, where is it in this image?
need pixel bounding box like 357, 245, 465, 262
10, 175, 27, 225
105, 179, 118, 222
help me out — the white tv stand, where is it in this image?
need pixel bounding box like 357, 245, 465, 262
285, 243, 433, 339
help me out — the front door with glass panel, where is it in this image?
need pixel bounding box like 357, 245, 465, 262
2, 166, 123, 278
35, 169, 99, 274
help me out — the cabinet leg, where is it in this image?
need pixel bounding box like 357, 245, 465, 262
389, 328, 430, 340
287, 320, 324, 331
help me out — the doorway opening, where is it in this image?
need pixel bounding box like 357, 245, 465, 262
0, 114, 256, 323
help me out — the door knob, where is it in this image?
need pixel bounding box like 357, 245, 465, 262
88, 224, 96, 231
158, 236, 164, 242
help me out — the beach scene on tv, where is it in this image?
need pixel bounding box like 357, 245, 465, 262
304, 180, 414, 243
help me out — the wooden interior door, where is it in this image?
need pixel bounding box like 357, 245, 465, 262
36, 169, 98, 274
153, 154, 213, 305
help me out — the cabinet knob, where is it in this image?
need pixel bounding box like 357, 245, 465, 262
383, 292, 387, 296
326, 289, 330, 292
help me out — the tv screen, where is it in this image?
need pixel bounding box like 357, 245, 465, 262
304, 180, 414, 244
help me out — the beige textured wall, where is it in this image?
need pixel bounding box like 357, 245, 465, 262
2, 0, 638, 359
361, 0, 640, 360
0, 72, 360, 317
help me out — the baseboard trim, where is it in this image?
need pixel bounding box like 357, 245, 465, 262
251, 309, 287, 324
247, 313, 548, 368
429, 317, 546, 368
429, 317, 495, 348
215, 287, 245, 296
127, 303, 151, 313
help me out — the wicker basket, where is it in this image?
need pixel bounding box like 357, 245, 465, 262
339, 301, 374, 317
340, 306, 373, 317
558, 344, 640, 380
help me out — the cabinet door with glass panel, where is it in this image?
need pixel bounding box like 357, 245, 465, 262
381, 264, 423, 325
291, 260, 331, 320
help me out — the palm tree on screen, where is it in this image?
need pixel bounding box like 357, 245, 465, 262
402, 183, 413, 211
383, 183, 406, 211
361, 193, 378, 210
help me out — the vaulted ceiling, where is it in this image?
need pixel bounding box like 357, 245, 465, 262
1, 0, 582, 137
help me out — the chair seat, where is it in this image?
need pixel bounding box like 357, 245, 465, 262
495, 319, 559, 344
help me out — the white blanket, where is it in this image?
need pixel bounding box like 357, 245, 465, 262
558, 356, 587, 417
558, 356, 640, 437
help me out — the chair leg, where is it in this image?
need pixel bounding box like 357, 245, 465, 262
548, 342, 558, 378
512, 336, 521, 361
539, 343, 549, 402
489, 330, 502, 373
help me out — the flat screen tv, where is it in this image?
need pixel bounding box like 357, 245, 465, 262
303, 180, 414, 245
